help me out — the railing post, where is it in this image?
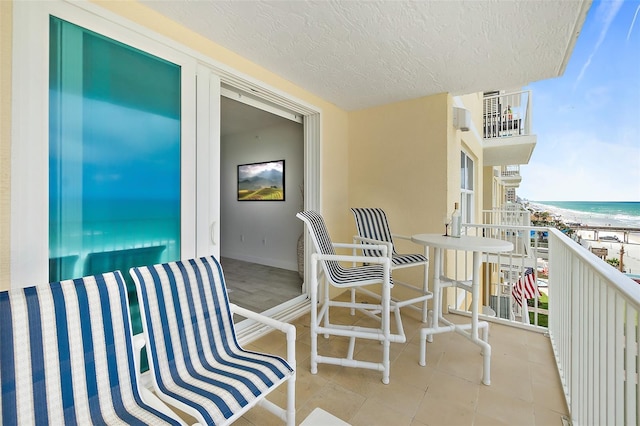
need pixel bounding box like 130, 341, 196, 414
525, 91, 532, 135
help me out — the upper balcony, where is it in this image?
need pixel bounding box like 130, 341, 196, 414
497, 164, 522, 187
483, 90, 537, 167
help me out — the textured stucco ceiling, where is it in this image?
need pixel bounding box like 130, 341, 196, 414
142, 0, 591, 111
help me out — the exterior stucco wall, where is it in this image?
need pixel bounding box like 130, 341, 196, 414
456, 92, 485, 222
348, 92, 486, 300
348, 93, 450, 290
348, 94, 450, 235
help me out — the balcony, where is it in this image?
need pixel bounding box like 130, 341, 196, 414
244, 298, 568, 425
498, 165, 522, 187
238, 213, 639, 425
483, 90, 537, 167
483, 205, 531, 228
454, 217, 639, 425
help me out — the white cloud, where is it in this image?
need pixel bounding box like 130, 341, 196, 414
627, 4, 640, 41
575, 0, 624, 89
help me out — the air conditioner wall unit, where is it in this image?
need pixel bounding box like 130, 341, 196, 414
453, 107, 471, 132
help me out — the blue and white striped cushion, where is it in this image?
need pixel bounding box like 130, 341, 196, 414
131, 256, 294, 425
351, 208, 428, 265
391, 253, 428, 266
297, 210, 388, 287
0, 272, 183, 426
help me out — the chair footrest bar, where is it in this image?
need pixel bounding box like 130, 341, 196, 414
328, 300, 383, 310
315, 324, 406, 343
350, 287, 404, 311
316, 355, 384, 373
394, 293, 434, 308
420, 324, 457, 337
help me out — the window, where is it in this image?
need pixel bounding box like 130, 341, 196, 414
49, 17, 182, 284
460, 152, 474, 225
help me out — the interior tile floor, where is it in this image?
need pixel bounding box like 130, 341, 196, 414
221, 257, 303, 313
237, 292, 569, 426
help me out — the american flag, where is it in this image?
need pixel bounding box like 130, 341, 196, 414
512, 267, 539, 307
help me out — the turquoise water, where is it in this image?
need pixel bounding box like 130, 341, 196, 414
531, 201, 640, 228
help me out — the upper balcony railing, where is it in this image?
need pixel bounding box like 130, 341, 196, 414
482, 205, 530, 228
501, 165, 520, 177
445, 218, 639, 425
483, 90, 532, 139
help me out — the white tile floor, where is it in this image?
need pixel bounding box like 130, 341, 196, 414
218, 260, 568, 425
238, 293, 569, 426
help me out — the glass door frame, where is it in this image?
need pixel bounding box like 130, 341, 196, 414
11, 1, 198, 286
11, 0, 321, 296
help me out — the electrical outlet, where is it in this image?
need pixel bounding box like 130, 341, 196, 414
240, 235, 245, 242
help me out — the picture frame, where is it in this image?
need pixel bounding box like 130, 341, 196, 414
237, 159, 285, 201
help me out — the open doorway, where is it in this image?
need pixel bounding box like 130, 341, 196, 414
220, 95, 304, 312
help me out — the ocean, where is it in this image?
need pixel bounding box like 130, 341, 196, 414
528, 201, 640, 228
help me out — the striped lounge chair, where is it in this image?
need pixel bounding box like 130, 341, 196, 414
351, 207, 432, 322
297, 210, 405, 384
0, 272, 184, 425
130, 256, 296, 426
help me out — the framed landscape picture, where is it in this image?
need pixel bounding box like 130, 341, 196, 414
237, 160, 285, 201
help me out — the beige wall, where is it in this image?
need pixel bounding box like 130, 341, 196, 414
349, 94, 450, 236
1, 1, 12, 289
348, 92, 487, 300
483, 167, 498, 211
348, 93, 452, 290
456, 92, 485, 222
348, 92, 485, 234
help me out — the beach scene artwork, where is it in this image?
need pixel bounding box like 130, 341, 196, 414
527, 201, 640, 278
237, 160, 285, 201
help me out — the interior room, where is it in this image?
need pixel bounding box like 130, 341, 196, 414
220, 94, 304, 313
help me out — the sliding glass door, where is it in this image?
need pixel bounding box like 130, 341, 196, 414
13, 1, 320, 321
48, 17, 183, 344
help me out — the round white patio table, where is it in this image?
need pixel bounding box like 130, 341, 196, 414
411, 233, 513, 385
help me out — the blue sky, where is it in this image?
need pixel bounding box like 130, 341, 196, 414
519, 0, 640, 202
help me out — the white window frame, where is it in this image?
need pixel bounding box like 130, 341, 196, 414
460, 151, 475, 225
12, 1, 198, 286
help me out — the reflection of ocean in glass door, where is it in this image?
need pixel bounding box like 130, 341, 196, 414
79, 199, 180, 262
49, 17, 181, 360
49, 16, 181, 284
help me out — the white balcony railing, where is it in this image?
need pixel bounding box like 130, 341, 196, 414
501, 164, 520, 177
482, 207, 531, 228
547, 228, 640, 425
483, 90, 532, 139
443, 221, 640, 424
456, 223, 548, 329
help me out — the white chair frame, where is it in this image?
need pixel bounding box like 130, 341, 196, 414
351, 207, 433, 322
131, 256, 296, 426
298, 210, 406, 384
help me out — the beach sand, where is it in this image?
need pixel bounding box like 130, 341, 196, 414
576, 230, 640, 275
